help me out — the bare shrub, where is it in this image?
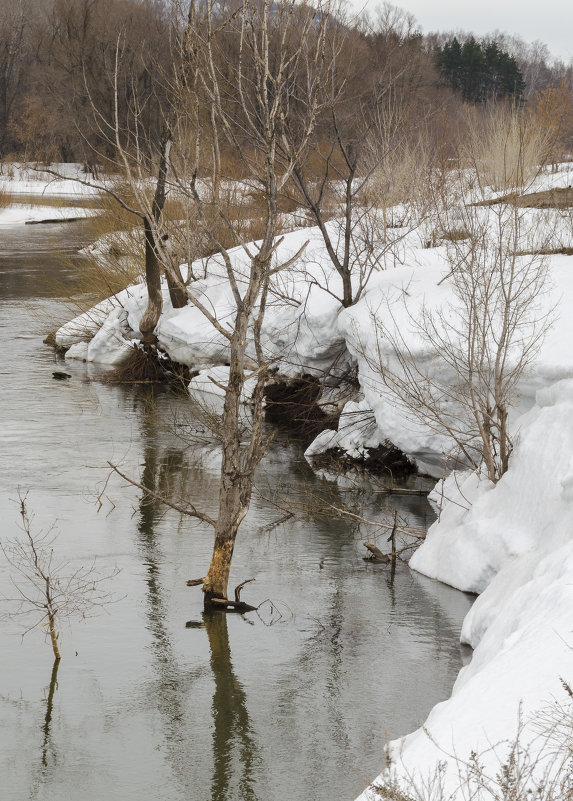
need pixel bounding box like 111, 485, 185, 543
466, 106, 548, 192
0, 494, 119, 660
370, 201, 551, 482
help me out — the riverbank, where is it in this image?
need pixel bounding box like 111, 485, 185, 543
31, 160, 573, 797
0, 216, 470, 801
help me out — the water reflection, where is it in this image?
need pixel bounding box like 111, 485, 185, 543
205, 612, 260, 801
0, 222, 474, 801
134, 389, 207, 796
40, 659, 60, 772
135, 389, 261, 801
28, 658, 60, 800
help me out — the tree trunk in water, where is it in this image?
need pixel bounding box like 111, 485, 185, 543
139, 217, 163, 345
203, 311, 251, 610
203, 525, 241, 609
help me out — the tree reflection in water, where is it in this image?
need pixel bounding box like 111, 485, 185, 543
29, 657, 60, 800
205, 611, 260, 801
135, 387, 260, 800
40, 658, 59, 771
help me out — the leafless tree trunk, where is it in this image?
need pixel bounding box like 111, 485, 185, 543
102, 0, 330, 610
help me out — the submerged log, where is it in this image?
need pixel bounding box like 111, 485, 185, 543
363, 542, 390, 563
203, 579, 257, 613
208, 598, 257, 613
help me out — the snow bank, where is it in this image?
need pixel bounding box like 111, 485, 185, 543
0, 204, 100, 226
52, 163, 573, 799
357, 378, 573, 798
57, 191, 573, 476
304, 399, 385, 460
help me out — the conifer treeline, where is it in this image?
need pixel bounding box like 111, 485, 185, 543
434, 37, 525, 104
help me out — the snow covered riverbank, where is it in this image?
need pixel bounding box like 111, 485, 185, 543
51, 162, 573, 799
356, 379, 573, 799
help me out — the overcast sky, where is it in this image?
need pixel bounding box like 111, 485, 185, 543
360, 1, 573, 62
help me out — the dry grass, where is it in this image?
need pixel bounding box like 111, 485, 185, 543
0, 187, 14, 208
441, 227, 471, 242
515, 187, 573, 209
477, 187, 573, 210
465, 107, 548, 192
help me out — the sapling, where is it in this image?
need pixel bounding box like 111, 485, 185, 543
0, 493, 118, 659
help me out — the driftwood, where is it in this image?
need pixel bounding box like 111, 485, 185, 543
363, 542, 390, 563
234, 578, 255, 602
26, 218, 83, 225
188, 577, 257, 613
209, 598, 257, 612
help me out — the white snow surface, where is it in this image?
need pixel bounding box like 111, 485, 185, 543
0, 204, 100, 226
58, 209, 573, 469
357, 379, 573, 798
0, 162, 102, 197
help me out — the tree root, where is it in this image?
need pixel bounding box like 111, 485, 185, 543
189, 577, 257, 613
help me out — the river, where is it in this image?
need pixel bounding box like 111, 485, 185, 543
0, 219, 473, 801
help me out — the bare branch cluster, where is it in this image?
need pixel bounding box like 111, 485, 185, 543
0, 493, 119, 659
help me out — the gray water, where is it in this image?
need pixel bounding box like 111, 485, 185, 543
0, 221, 473, 801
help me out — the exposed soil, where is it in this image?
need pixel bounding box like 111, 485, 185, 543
479, 186, 573, 209
98, 344, 196, 387
264, 375, 339, 441
309, 440, 416, 480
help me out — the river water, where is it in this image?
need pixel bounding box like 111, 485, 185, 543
0, 220, 473, 801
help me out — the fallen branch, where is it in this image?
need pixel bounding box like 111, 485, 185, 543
234, 578, 255, 602
209, 598, 257, 612
108, 462, 216, 528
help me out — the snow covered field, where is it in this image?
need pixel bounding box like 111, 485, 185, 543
51, 162, 573, 798
0, 162, 102, 197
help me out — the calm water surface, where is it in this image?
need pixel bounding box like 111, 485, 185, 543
0, 221, 473, 801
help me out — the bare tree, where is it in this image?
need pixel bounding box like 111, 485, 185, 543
0, 494, 118, 660
283, 5, 434, 308
104, 0, 331, 611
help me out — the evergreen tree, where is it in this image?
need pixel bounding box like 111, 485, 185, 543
435, 36, 524, 104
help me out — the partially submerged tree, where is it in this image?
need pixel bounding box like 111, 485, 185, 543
106, 0, 332, 610
171, 0, 331, 609
0, 494, 118, 659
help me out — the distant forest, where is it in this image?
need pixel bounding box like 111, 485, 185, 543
0, 0, 572, 165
